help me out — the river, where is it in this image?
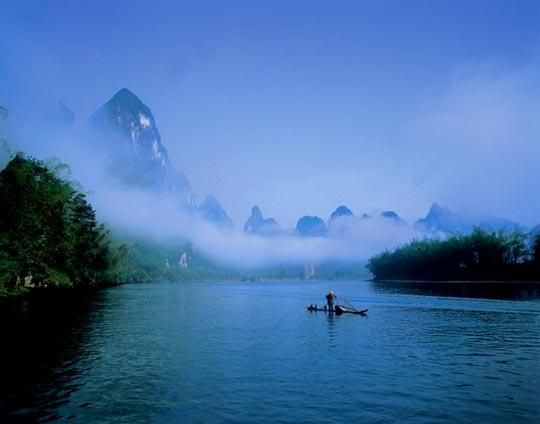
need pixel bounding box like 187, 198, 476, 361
1, 280, 539, 423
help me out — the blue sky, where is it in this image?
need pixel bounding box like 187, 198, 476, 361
2, 0, 540, 227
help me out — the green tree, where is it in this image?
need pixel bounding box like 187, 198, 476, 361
0, 154, 124, 291
367, 227, 535, 281
533, 235, 540, 265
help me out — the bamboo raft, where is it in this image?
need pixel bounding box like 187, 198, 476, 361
306, 304, 368, 316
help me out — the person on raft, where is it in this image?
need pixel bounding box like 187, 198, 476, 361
325, 290, 337, 312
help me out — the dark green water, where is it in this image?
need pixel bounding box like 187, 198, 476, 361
1, 280, 539, 423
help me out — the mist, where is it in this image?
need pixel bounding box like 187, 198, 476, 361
1, 0, 539, 269
91, 186, 420, 268
0, 105, 423, 269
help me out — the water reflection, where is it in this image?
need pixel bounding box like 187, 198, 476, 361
0, 290, 104, 422
325, 313, 337, 349
1, 282, 539, 423
371, 281, 540, 301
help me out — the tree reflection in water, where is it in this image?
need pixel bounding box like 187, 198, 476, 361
0, 290, 104, 422
370, 281, 540, 301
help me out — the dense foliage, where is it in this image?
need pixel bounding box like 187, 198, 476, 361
114, 233, 242, 282
110, 233, 371, 283
367, 228, 540, 281
0, 155, 128, 292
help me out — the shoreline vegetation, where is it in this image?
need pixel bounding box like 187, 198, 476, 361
0, 153, 367, 297
0, 154, 247, 297
370, 279, 540, 284
0, 154, 130, 297
1, 152, 538, 297
368, 228, 540, 282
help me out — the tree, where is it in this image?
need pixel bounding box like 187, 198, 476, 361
0, 154, 123, 290
534, 235, 540, 265
367, 227, 536, 281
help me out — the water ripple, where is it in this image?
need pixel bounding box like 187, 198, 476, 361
1, 280, 539, 423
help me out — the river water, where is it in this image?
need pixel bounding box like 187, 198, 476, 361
1, 280, 539, 423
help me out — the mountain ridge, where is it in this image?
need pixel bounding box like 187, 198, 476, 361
198, 194, 234, 229
415, 202, 518, 235
89, 88, 194, 209
244, 206, 279, 235
295, 215, 327, 237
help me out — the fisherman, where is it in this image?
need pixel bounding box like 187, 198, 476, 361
325, 289, 336, 312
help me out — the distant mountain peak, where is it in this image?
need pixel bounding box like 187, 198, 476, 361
250, 205, 263, 220
330, 205, 353, 221
108, 88, 143, 105
92, 88, 155, 136
198, 194, 233, 229
295, 216, 328, 237
56, 101, 75, 125
90, 88, 193, 208
105, 89, 151, 118
201, 194, 220, 207
380, 210, 405, 224
415, 203, 517, 234
113, 87, 141, 102
429, 202, 442, 213
427, 202, 453, 218
415, 203, 461, 233
328, 205, 355, 235
244, 205, 278, 235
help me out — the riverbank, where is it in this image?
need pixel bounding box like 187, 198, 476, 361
367, 228, 540, 282
0, 282, 126, 300
373, 279, 540, 284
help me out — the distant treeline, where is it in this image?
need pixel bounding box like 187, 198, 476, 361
113, 232, 243, 283
0, 153, 303, 291
112, 233, 370, 283
367, 228, 540, 281
0, 154, 130, 294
